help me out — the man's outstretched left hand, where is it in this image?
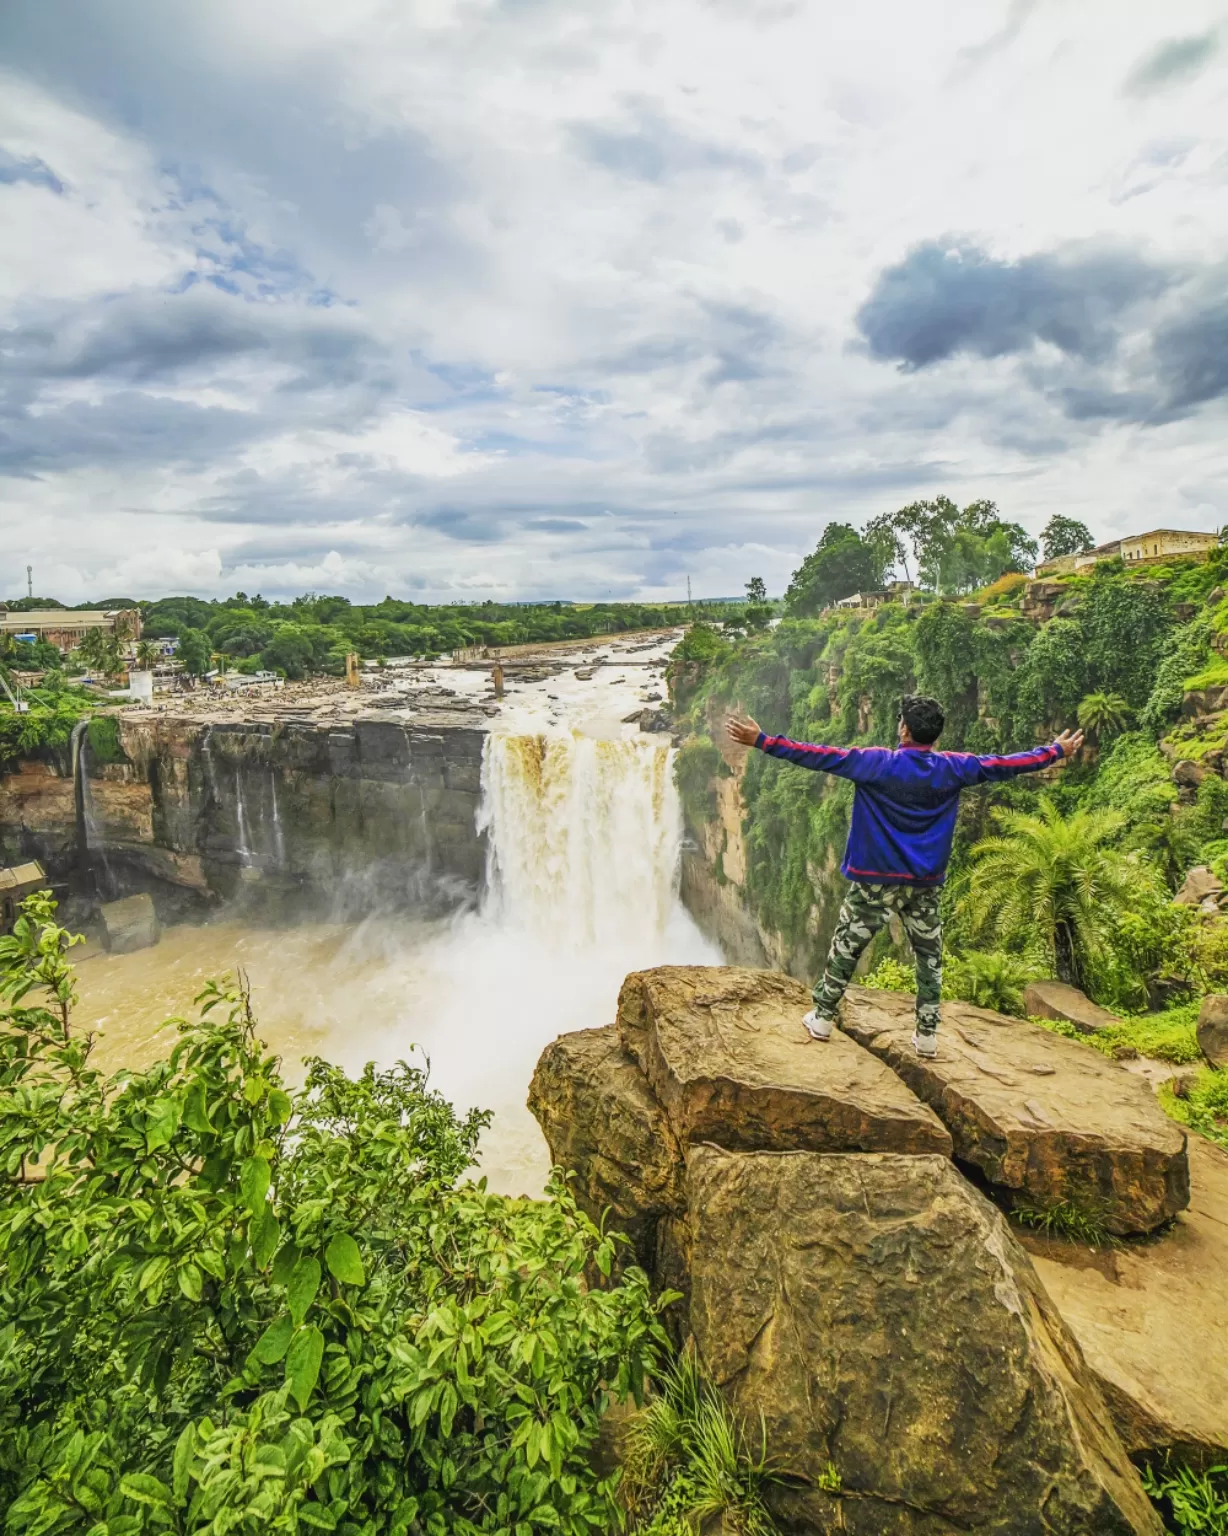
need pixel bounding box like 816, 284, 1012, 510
727, 713, 762, 747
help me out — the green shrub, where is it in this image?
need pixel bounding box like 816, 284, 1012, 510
943, 950, 1036, 1016
0, 895, 671, 1536
1160, 1067, 1228, 1152
864, 956, 914, 993
86, 713, 126, 764
675, 738, 725, 829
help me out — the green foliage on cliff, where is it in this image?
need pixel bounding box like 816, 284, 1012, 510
0, 896, 671, 1536
672, 538, 1228, 1011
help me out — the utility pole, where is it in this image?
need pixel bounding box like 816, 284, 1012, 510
26, 566, 32, 601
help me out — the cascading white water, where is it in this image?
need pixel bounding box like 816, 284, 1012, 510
479, 732, 682, 946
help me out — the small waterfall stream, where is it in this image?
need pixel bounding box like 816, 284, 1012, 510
71, 718, 113, 899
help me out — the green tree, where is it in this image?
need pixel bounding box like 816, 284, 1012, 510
868, 497, 1037, 595
745, 576, 767, 605
1077, 691, 1131, 744
0, 896, 671, 1536
1040, 514, 1094, 562
262, 625, 317, 680
175, 627, 212, 677
75, 628, 123, 677
963, 799, 1139, 992
134, 639, 159, 671
784, 524, 888, 616
1080, 566, 1173, 708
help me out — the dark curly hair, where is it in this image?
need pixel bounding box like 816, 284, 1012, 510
900, 694, 945, 745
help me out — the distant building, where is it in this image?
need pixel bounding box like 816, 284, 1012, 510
0, 861, 46, 934
834, 590, 890, 610
1035, 529, 1221, 578
0, 606, 141, 652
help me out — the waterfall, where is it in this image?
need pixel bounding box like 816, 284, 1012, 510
269, 773, 286, 868
71, 718, 112, 898
478, 731, 683, 945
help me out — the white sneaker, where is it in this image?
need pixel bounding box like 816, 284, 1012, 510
911, 1030, 938, 1059
802, 1010, 833, 1042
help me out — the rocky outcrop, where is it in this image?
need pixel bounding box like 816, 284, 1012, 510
1196, 995, 1228, 1067
617, 967, 952, 1155
839, 987, 1189, 1235
99, 893, 159, 953
1026, 1136, 1228, 1468
0, 712, 488, 918
1023, 979, 1118, 1034
688, 1147, 1162, 1536
527, 1025, 683, 1273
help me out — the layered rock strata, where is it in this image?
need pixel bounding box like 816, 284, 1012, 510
529, 966, 1210, 1534
0, 713, 487, 916
839, 986, 1189, 1235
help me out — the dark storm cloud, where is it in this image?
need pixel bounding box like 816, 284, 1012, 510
1124, 33, 1219, 96
0, 146, 64, 193
0, 393, 266, 476
855, 240, 1174, 369
5, 287, 387, 387
0, 0, 461, 273
1152, 299, 1228, 413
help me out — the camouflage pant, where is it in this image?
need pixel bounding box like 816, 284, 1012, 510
812, 882, 943, 1037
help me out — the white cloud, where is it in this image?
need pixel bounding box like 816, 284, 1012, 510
0, 0, 1226, 601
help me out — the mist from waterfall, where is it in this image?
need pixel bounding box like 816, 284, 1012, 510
76, 720, 719, 1195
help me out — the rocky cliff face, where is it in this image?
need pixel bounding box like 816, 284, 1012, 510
0, 711, 487, 917
530, 967, 1225, 1534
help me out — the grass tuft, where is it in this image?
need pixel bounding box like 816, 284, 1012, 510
620, 1347, 780, 1536
1011, 1196, 1114, 1250
1142, 1458, 1228, 1535
1029, 1007, 1202, 1065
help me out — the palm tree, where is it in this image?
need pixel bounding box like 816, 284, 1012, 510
962, 797, 1140, 991
1077, 691, 1131, 744
134, 640, 159, 671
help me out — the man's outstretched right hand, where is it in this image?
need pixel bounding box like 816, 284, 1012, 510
1054, 727, 1085, 760
727, 712, 762, 747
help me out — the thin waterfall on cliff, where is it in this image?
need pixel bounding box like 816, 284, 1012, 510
71, 718, 112, 897
478, 730, 683, 945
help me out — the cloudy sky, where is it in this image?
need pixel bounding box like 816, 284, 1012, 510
1, 0, 1226, 604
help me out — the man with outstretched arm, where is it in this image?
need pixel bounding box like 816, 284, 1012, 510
727, 695, 1083, 1058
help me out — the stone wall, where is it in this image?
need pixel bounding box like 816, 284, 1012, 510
0, 712, 488, 919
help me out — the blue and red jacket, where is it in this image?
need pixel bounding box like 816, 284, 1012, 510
754, 732, 1064, 886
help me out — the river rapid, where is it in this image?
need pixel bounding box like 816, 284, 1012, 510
75, 638, 719, 1193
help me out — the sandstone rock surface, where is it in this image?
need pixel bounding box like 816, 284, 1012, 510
839, 986, 1189, 1234
1196, 995, 1228, 1068
1023, 978, 1118, 1034
99, 893, 160, 953
617, 967, 952, 1156
687, 1146, 1161, 1536
1026, 1135, 1228, 1467
527, 1025, 683, 1272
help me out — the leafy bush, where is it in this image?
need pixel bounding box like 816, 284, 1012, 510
943, 950, 1035, 1016
87, 713, 127, 765
0, 895, 671, 1536
863, 956, 914, 993
672, 623, 732, 665
1160, 1067, 1228, 1152
674, 738, 723, 829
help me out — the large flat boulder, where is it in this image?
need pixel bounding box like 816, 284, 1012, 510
527, 1025, 683, 1273
616, 966, 952, 1157
1026, 1135, 1228, 1468
839, 986, 1189, 1235
687, 1147, 1161, 1536
1024, 979, 1118, 1034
